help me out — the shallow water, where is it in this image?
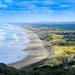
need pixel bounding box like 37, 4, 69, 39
0, 24, 29, 64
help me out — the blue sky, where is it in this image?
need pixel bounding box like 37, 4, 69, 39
0, 0, 75, 23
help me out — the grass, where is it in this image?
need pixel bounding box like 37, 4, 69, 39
50, 34, 64, 44
53, 45, 75, 56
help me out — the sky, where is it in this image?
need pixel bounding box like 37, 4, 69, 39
0, 0, 75, 23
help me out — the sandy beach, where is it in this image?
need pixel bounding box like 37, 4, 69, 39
8, 27, 49, 69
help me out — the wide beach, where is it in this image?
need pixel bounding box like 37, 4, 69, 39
8, 26, 49, 69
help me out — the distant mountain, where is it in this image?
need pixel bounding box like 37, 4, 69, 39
10, 22, 75, 25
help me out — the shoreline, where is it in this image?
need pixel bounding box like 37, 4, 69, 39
8, 27, 49, 69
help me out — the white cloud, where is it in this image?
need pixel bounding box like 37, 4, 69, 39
0, 4, 7, 8
68, 12, 74, 15
60, 4, 70, 7
5, 0, 13, 3
44, 1, 55, 5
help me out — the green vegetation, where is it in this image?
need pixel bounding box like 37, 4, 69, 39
41, 32, 53, 41
0, 63, 21, 75
58, 33, 75, 46
64, 51, 75, 55
0, 62, 75, 75
29, 25, 75, 75
42, 32, 75, 46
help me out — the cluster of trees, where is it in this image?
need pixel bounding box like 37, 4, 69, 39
0, 63, 23, 75
40, 32, 53, 41
0, 61, 75, 75
58, 33, 75, 46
